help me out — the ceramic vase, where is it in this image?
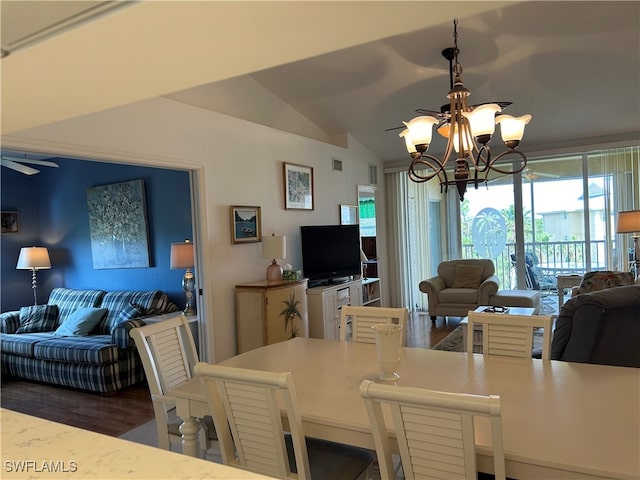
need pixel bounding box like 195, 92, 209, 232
371, 323, 402, 381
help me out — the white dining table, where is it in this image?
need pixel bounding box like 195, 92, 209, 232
170, 337, 640, 480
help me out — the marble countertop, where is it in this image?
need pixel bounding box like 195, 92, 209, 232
1, 408, 275, 479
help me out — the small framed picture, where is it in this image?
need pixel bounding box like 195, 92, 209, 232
230, 206, 262, 244
340, 205, 358, 225
283, 162, 314, 210
1, 211, 19, 233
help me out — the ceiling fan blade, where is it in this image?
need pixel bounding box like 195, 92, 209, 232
1, 158, 39, 175
468, 101, 513, 110
1, 156, 59, 168
534, 172, 560, 178
415, 108, 448, 119
384, 126, 405, 132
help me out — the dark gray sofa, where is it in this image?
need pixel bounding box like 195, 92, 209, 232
551, 285, 640, 367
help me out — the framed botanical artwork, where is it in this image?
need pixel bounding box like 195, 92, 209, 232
340, 204, 358, 225
1, 211, 19, 233
230, 205, 262, 244
86, 179, 151, 269
283, 162, 314, 210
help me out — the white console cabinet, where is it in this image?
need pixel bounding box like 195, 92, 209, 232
307, 279, 362, 340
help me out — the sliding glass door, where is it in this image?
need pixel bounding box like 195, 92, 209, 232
459, 148, 639, 293
385, 146, 639, 311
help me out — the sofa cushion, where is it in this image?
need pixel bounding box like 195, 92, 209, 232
16, 305, 59, 334
32, 335, 118, 365
439, 288, 480, 304
551, 285, 640, 367
97, 290, 177, 334
54, 307, 108, 337
451, 264, 484, 288
47, 288, 106, 325
0, 332, 54, 356
438, 259, 495, 288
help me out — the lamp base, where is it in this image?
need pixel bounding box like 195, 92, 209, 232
266, 260, 283, 281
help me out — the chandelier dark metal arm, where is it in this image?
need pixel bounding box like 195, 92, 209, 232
399, 19, 531, 201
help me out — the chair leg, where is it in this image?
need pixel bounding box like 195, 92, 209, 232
430, 316, 437, 325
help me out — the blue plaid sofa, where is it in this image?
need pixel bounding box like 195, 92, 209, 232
0, 288, 179, 394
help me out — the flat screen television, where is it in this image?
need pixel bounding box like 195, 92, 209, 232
300, 224, 361, 285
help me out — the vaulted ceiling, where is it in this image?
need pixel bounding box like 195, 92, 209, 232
2, 1, 639, 165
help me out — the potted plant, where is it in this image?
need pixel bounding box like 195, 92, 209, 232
280, 293, 302, 339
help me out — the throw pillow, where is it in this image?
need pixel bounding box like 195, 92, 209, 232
16, 305, 59, 334
576, 271, 635, 295
54, 307, 108, 336
111, 303, 142, 331
451, 264, 485, 289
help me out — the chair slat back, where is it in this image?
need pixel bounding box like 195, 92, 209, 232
467, 312, 553, 360
130, 315, 199, 396
339, 306, 409, 346
194, 363, 311, 480
360, 380, 505, 480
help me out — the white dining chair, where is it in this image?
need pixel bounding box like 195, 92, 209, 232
193, 362, 374, 480
467, 311, 553, 360
360, 379, 506, 480
339, 305, 409, 346
129, 315, 216, 454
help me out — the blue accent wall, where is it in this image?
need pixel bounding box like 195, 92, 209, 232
1, 157, 192, 312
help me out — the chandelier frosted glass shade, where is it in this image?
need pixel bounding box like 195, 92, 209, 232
496, 114, 532, 143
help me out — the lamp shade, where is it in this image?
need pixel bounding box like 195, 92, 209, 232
262, 235, 286, 260
463, 103, 501, 137
16, 247, 51, 270
170, 241, 194, 269
616, 210, 640, 234
403, 116, 439, 147
496, 114, 532, 142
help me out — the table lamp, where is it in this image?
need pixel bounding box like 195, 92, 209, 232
16, 246, 51, 305
616, 209, 640, 279
263, 234, 286, 281
170, 240, 196, 315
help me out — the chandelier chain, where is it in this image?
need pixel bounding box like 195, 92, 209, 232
452, 19, 462, 77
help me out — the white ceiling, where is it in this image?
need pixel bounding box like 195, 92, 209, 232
1, 1, 639, 165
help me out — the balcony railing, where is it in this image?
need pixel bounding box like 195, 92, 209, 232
463, 240, 608, 290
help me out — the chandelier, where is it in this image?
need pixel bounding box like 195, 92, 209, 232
399, 19, 531, 201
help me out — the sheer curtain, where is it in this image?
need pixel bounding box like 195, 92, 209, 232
385, 170, 440, 311
590, 146, 640, 271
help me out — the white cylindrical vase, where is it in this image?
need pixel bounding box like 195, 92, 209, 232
371, 323, 403, 381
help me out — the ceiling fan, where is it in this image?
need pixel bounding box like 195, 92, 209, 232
1, 156, 59, 175
522, 168, 560, 182
488, 168, 560, 185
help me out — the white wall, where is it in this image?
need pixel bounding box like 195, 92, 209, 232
3, 96, 384, 362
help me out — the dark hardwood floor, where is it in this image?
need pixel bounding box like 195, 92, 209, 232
0, 312, 460, 437
0, 378, 155, 437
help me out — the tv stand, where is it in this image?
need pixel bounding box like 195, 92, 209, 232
307, 278, 362, 340
308, 276, 355, 289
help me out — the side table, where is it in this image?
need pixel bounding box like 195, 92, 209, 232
556, 275, 583, 311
